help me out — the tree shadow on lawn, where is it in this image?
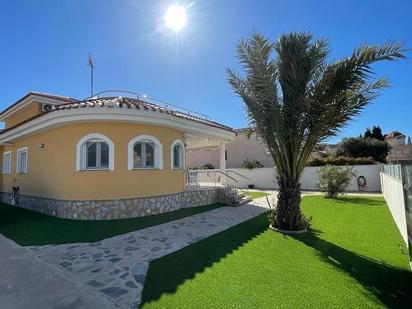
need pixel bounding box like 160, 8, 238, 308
333, 196, 386, 206
141, 210, 412, 308
141, 212, 269, 305
290, 231, 412, 308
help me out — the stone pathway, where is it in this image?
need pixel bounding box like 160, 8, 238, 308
30, 203, 267, 308
0, 235, 114, 309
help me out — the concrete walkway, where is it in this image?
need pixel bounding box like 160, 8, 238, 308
0, 235, 115, 309
28, 203, 267, 308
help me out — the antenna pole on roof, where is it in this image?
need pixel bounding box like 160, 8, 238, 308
88, 54, 94, 97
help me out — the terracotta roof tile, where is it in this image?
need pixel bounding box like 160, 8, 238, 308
384, 131, 404, 139
0, 96, 234, 134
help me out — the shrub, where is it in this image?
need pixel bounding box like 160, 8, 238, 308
316, 165, 356, 198
241, 158, 263, 169
201, 163, 215, 169
307, 156, 375, 166
335, 137, 389, 162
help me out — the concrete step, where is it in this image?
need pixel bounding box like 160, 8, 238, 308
238, 197, 253, 206
237, 192, 246, 199
226, 190, 252, 207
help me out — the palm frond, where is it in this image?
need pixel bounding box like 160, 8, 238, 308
227, 32, 405, 180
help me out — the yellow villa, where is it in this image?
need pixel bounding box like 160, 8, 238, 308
0, 92, 236, 219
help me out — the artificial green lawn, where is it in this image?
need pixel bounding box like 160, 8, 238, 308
0, 203, 224, 246
142, 196, 412, 308
245, 190, 270, 200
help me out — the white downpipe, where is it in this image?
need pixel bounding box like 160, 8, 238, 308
219, 143, 227, 188
219, 143, 226, 171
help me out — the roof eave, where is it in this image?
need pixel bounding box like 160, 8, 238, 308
0, 92, 76, 121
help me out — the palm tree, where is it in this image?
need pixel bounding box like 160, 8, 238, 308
227, 32, 404, 231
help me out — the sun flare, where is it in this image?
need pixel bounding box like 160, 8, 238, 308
164, 5, 187, 31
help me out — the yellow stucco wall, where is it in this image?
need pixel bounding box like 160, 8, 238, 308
1, 122, 186, 200
4, 103, 41, 129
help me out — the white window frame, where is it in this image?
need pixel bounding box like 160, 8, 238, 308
2, 151, 11, 174
76, 133, 114, 171
128, 135, 163, 170
85, 140, 110, 169
170, 139, 185, 170
16, 147, 28, 174
134, 142, 155, 168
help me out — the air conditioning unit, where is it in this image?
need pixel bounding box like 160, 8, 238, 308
41, 104, 53, 112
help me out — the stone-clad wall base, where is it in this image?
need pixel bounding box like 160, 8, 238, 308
0, 188, 227, 220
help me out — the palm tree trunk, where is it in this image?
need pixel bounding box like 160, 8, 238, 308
275, 176, 304, 230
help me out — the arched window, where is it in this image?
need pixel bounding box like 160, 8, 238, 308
171, 139, 185, 169
76, 133, 114, 171
128, 135, 163, 170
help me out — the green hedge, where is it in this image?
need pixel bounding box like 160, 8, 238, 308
307, 156, 376, 166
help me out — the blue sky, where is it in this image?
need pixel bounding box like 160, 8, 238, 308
0, 0, 411, 142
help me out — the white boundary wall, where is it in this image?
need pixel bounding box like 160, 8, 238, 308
223, 165, 381, 192
380, 172, 408, 244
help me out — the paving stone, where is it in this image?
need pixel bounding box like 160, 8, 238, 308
109, 268, 122, 276
76, 265, 94, 273
100, 287, 129, 298
125, 246, 139, 251
133, 275, 146, 285
131, 264, 148, 275
119, 273, 129, 279
87, 280, 105, 288
109, 257, 122, 263
59, 261, 72, 267
89, 242, 101, 247
125, 280, 138, 288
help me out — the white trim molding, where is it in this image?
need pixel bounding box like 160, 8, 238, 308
16, 146, 28, 174
128, 135, 163, 170
0, 107, 235, 146
2, 151, 11, 174
76, 133, 114, 171
170, 139, 185, 170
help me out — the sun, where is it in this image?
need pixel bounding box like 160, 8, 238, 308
164, 5, 187, 31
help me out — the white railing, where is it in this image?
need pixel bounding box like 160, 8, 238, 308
86, 90, 212, 121
186, 169, 239, 194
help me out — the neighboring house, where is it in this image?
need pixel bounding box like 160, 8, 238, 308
187, 128, 336, 168
187, 128, 274, 168
0, 92, 235, 219
385, 131, 412, 163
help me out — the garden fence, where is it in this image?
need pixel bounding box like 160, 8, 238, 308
380, 163, 412, 266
